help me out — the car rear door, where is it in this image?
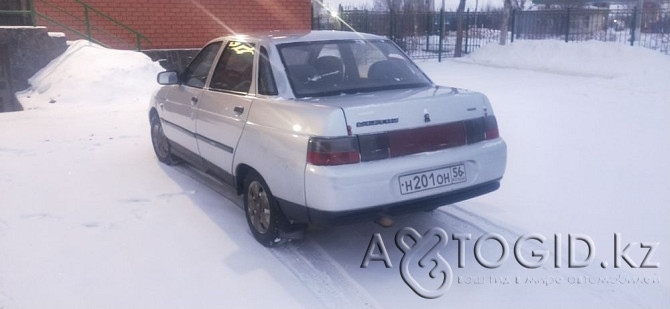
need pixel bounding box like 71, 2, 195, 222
194, 41, 256, 174
161, 42, 222, 153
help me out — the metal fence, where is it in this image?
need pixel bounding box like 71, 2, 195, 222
313, 7, 670, 59
313, 9, 499, 59
0, 0, 149, 50
511, 8, 669, 52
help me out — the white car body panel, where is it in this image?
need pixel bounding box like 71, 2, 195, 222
161, 85, 202, 152
150, 30, 507, 223
195, 90, 253, 173
234, 98, 348, 206
301, 87, 493, 135
304, 138, 506, 212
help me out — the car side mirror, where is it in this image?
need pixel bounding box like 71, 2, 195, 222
157, 71, 179, 85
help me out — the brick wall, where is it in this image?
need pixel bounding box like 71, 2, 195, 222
34, 0, 312, 49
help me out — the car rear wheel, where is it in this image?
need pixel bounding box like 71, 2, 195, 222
243, 171, 286, 246
150, 113, 180, 165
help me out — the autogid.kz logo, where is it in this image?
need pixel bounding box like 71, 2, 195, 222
361, 227, 453, 299
360, 227, 660, 299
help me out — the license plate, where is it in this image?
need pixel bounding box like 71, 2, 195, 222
398, 164, 467, 195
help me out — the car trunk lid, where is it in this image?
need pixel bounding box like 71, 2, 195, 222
300, 86, 498, 162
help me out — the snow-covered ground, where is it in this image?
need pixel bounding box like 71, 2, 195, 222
1, 40, 669, 308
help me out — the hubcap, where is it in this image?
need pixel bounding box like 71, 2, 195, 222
247, 181, 271, 234
151, 121, 169, 158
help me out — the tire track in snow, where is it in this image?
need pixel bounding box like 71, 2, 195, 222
438, 204, 520, 238
270, 240, 381, 309
437, 204, 663, 307
170, 163, 380, 308
163, 163, 653, 307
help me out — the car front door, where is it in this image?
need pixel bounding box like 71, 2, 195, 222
195, 41, 256, 174
161, 42, 222, 153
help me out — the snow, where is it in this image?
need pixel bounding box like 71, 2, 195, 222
456, 39, 670, 82
3, 41, 322, 308
2, 39, 669, 308
418, 40, 670, 307
47, 32, 66, 38
17, 40, 164, 110
0, 26, 47, 29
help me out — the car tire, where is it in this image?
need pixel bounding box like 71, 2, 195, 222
150, 113, 180, 165
243, 171, 287, 247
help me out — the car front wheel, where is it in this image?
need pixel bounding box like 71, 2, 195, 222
150, 113, 180, 165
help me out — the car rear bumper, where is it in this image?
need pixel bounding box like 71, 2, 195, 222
306, 138, 505, 209
279, 138, 506, 224
308, 178, 500, 224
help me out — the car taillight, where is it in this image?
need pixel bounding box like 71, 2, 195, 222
307, 136, 361, 166
484, 115, 499, 140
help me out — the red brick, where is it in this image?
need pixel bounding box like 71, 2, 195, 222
34, 0, 311, 49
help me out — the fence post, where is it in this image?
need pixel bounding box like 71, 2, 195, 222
365, 9, 369, 33
564, 8, 570, 43
338, 4, 344, 31
630, 6, 637, 46
83, 4, 92, 42
438, 8, 444, 62
465, 9, 470, 54
510, 9, 516, 43
136, 34, 141, 51
28, 0, 36, 26
389, 9, 394, 40
425, 12, 430, 53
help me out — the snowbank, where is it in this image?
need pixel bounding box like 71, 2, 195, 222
2, 38, 669, 308
16, 40, 164, 109
459, 40, 670, 79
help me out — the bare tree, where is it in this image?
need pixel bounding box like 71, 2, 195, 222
513, 0, 528, 10
373, 0, 402, 11
403, 0, 433, 12
551, 0, 589, 9
372, 0, 432, 12
499, 0, 512, 45
454, 0, 467, 57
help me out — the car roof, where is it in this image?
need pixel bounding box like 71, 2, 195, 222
210, 30, 387, 45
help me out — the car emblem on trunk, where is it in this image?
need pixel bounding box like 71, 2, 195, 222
424, 112, 431, 123
356, 118, 399, 128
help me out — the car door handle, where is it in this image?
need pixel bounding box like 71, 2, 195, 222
191, 97, 198, 105
233, 106, 244, 115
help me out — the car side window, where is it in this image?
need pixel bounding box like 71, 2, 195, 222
181, 42, 222, 89
209, 41, 255, 94
258, 47, 278, 96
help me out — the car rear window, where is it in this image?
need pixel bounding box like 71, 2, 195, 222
277, 39, 431, 98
